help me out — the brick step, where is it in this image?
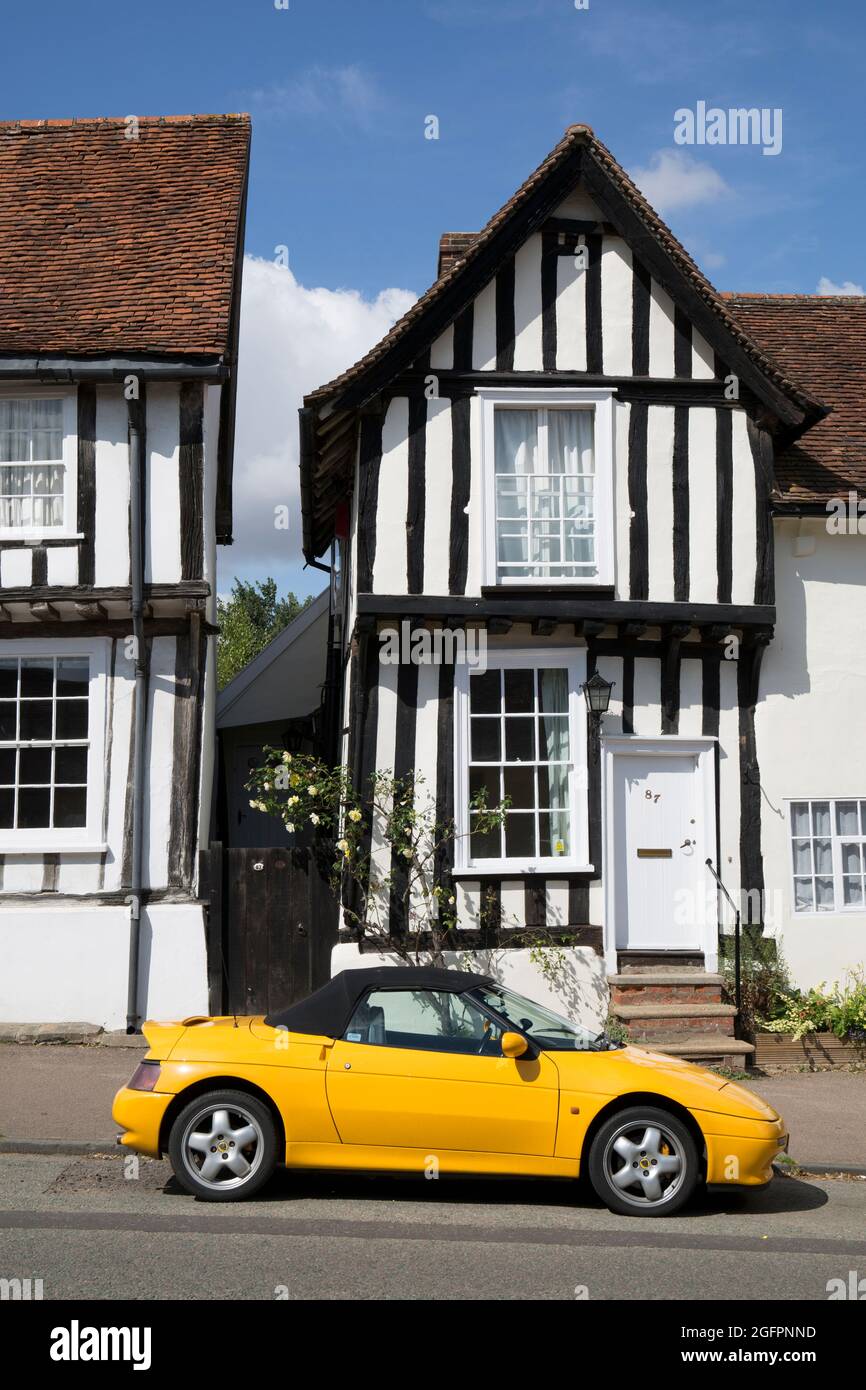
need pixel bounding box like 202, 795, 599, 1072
613, 1002, 737, 1038
629, 1033, 755, 1063
617, 950, 705, 972
609, 972, 724, 1006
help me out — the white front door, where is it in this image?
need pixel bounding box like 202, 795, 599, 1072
606, 739, 715, 959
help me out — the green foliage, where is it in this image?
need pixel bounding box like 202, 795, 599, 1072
721, 932, 792, 1041
216, 579, 311, 690
759, 969, 866, 1042
603, 1013, 630, 1045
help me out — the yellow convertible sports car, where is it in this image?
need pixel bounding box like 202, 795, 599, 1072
113, 966, 786, 1217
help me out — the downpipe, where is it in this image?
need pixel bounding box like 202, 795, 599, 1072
125, 395, 148, 1033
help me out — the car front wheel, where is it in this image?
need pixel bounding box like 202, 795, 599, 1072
588, 1106, 699, 1217
168, 1090, 278, 1202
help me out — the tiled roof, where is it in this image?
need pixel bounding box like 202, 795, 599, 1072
725, 294, 866, 504
0, 114, 250, 357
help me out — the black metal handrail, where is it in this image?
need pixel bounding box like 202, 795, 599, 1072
706, 858, 741, 1029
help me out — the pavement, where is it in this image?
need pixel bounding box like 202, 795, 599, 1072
0, 1041, 864, 1170
1, 1149, 865, 1300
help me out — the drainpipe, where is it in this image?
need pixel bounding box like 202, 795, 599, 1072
125, 395, 148, 1033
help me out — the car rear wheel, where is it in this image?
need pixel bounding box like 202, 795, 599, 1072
168, 1090, 278, 1202
588, 1106, 699, 1217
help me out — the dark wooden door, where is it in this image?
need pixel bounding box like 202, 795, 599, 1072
202, 843, 336, 1016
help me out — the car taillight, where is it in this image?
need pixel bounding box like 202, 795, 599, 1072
128, 1060, 162, 1092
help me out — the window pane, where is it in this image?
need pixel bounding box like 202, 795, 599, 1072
790, 802, 810, 836
843, 877, 863, 907
56, 658, 89, 698
498, 529, 527, 564
504, 718, 535, 762
793, 877, 814, 911
813, 839, 832, 874
18, 747, 51, 785
55, 745, 88, 784
540, 812, 570, 857
20, 659, 53, 698
495, 476, 527, 519
0, 660, 17, 699
469, 669, 500, 714
791, 839, 813, 874
55, 700, 88, 740
0, 748, 15, 784
470, 815, 500, 860
0, 703, 15, 740
530, 477, 560, 520
17, 787, 50, 829
20, 701, 52, 741
811, 802, 831, 836
495, 410, 537, 475
841, 842, 862, 874
836, 801, 859, 836
503, 669, 533, 713
469, 766, 500, 807
815, 877, 834, 910
54, 786, 86, 829
0, 788, 13, 827
503, 765, 534, 809
548, 409, 594, 475
505, 812, 535, 857
343, 989, 493, 1054
471, 718, 500, 762
539, 764, 569, 809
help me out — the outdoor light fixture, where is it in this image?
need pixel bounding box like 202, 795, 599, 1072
580, 671, 614, 720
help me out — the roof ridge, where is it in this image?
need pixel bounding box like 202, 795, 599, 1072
0, 113, 250, 131
725, 291, 866, 302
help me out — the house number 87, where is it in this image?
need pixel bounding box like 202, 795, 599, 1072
645, 790, 661, 803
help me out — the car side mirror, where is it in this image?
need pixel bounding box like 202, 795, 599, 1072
501, 1031, 529, 1059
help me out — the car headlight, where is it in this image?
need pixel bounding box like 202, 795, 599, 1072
127, 1060, 162, 1092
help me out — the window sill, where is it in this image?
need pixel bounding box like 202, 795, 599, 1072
0, 532, 85, 546
0, 842, 108, 856
481, 584, 615, 597
451, 863, 595, 879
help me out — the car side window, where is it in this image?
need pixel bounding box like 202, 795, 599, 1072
343, 989, 503, 1056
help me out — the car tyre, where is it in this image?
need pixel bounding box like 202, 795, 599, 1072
168, 1089, 278, 1202
588, 1105, 699, 1217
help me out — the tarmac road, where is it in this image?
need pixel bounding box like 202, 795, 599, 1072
1, 1151, 864, 1301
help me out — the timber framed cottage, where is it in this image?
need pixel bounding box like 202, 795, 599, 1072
0, 114, 249, 1030
301, 125, 866, 1060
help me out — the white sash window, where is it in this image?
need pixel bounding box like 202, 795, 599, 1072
0, 392, 77, 539
789, 799, 866, 913
480, 388, 615, 588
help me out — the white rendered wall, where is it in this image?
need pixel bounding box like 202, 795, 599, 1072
0, 904, 209, 1029
758, 519, 866, 990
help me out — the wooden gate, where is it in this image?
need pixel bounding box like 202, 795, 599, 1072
201, 842, 337, 1016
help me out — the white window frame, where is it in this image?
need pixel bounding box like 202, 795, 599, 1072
0, 386, 79, 542
478, 387, 616, 589
453, 647, 591, 876
0, 638, 109, 853
787, 797, 866, 916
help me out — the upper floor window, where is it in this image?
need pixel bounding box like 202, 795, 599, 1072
0, 394, 76, 538
479, 388, 615, 588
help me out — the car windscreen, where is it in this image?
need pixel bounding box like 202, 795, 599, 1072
468, 985, 606, 1051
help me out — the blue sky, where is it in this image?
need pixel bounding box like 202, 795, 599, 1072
3, 0, 864, 598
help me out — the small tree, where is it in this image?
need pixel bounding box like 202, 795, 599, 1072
245, 748, 508, 967
217, 579, 312, 689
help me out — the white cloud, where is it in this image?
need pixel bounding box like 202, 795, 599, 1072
247, 66, 383, 125
226, 256, 416, 593
629, 150, 731, 213
816, 276, 864, 296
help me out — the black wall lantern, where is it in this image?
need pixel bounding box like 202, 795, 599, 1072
580, 671, 614, 722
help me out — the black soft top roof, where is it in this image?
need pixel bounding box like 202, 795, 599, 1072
264, 966, 495, 1037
